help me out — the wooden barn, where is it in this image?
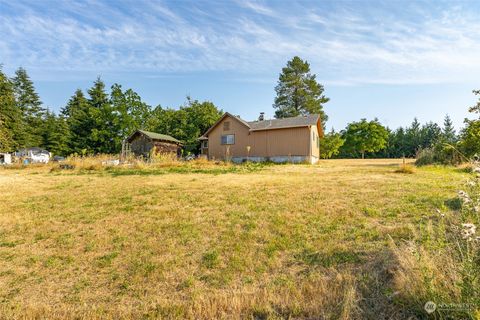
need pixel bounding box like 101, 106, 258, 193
125, 130, 182, 158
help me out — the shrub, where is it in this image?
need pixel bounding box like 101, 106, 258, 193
415, 144, 463, 166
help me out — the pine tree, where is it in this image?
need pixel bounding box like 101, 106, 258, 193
442, 114, 456, 144
62, 89, 92, 154
12, 67, 46, 147
88, 77, 116, 154
0, 67, 24, 151
41, 109, 70, 156
273, 56, 329, 127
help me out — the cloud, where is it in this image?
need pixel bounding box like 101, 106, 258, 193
1, 0, 480, 85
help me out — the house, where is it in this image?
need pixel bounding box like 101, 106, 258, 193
16, 147, 51, 164
125, 130, 182, 158
0, 153, 12, 165
199, 112, 323, 164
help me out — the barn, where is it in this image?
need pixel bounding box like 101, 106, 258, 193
125, 130, 182, 158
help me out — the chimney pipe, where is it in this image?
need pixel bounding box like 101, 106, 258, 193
258, 112, 265, 121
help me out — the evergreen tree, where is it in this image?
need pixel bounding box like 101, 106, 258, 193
41, 109, 70, 156
12, 67, 45, 147
0, 67, 24, 151
62, 89, 93, 154
442, 114, 456, 144
87, 77, 115, 154
273, 56, 329, 128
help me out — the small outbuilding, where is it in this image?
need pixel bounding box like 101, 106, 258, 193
0, 153, 12, 165
125, 130, 182, 158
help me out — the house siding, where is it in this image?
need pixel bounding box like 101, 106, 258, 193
207, 114, 317, 163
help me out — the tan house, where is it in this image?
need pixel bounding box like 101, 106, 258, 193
199, 112, 323, 164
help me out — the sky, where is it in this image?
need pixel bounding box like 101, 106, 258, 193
1, 0, 479, 131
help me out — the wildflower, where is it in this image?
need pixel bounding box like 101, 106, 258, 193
467, 180, 477, 187
461, 223, 477, 241
458, 190, 472, 204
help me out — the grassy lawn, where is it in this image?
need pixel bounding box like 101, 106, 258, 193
0, 159, 467, 319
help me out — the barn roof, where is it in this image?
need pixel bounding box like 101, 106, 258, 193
127, 130, 182, 144
247, 114, 320, 131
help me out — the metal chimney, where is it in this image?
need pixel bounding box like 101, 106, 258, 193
258, 112, 265, 121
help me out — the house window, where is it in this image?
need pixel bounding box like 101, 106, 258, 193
221, 134, 235, 145
202, 141, 208, 148
223, 121, 230, 131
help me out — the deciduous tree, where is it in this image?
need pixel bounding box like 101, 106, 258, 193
340, 118, 388, 159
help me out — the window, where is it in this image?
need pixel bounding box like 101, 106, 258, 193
202, 141, 208, 148
221, 134, 235, 145
223, 121, 230, 131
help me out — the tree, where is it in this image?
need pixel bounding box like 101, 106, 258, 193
460, 90, 480, 157
110, 83, 151, 151
12, 67, 45, 147
41, 110, 70, 156
146, 97, 222, 154
0, 67, 23, 151
62, 89, 93, 154
340, 118, 389, 159
273, 56, 329, 128
88, 77, 116, 154
319, 129, 344, 159
442, 115, 456, 144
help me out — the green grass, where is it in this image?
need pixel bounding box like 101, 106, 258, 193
0, 159, 469, 319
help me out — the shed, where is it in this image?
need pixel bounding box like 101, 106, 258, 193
0, 153, 12, 165
126, 130, 182, 158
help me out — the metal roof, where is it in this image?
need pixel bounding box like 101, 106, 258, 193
247, 114, 320, 131
128, 130, 182, 144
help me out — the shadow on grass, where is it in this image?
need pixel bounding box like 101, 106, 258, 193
445, 197, 462, 210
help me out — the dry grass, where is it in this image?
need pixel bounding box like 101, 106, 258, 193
0, 159, 470, 319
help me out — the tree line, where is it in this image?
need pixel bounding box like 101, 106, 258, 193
0, 67, 222, 156
1, 56, 480, 163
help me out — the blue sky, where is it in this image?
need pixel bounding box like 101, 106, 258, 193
1, 0, 479, 131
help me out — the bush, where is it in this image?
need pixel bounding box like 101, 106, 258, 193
415, 144, 463, 166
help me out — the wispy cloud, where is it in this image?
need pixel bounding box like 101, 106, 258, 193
1, 0, 480, 85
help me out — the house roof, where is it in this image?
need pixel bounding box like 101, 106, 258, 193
200, 112, 251, 137
200, 113, 321, 138
247, 114, 320, 131
128, 130, 182, 144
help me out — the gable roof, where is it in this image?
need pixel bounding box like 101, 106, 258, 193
247, 114, 320, 131
127, 130, 182, 144
201, 112, 251, 137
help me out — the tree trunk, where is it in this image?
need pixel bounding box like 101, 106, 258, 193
361, 151, 365, 159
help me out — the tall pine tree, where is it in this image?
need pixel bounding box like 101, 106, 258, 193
12, 67, 46, 147
88, 77, 115, 154
442, 114, 456, 144
62, 89, 92, 155
0, 67, 24, 151
273, 56, 329, 128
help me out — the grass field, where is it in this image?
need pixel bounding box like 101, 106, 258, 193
0, 159, 471, 319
